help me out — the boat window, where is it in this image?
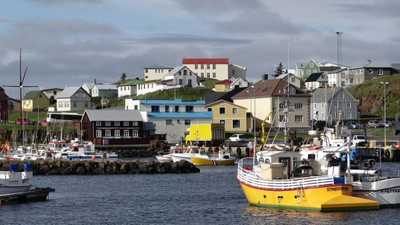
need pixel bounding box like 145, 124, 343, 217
308, 154, 315, 160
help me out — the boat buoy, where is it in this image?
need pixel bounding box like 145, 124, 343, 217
92, 155, 96, 160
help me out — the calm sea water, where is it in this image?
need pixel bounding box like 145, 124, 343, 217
1, 160, 400, 225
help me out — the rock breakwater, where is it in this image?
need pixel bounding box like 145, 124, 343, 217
0, 160, 200, 175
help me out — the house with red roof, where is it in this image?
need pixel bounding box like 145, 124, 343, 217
182, 58, 247, 81
214, 77, 248, 92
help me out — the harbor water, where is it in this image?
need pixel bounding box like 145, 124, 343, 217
1, 159, 399, 225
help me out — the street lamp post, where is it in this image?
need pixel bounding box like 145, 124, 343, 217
252, 85, 256, 166
381, 81, 389, 148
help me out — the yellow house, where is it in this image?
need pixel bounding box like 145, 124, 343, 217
214, 77, 248, 92
22, 90, 50, 112
206, 100, 247, 132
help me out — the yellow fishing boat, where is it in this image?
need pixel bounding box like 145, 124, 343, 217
237, 151, 379, 212
190, 150, 236, 166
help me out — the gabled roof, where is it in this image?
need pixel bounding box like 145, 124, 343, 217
23, 90, 47, 100
94, 84, 117, 90
162, 66, 196, 81
144, 64, 174, 69
84, 109, 143, 121
182, 58, 229, 64
118, 79, 145, 86
304, 73, 324, 82
232, 79, 310, 99
202, 87, 247, 104
82, 82, 95, 89
312, 87, 356, 103
276, 73, 300, 80
58, 87, 87, 98
215, 79, 232, 85
205, 99, 246, 109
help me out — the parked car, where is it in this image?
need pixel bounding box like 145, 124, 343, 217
229, 134, 246, 142
346, 121, 360, 129
15, 117, 32, 125
367, 120, 382, 128
40, 118, 48, 126
379, 121, 393, 127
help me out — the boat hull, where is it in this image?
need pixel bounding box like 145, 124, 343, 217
238, 181, 379, 212
155, 155, 173, 163
190, 156, 235, 166
352, 178, 400, 208
0, 186, 30, 195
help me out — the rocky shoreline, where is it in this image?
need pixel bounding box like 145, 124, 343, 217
0, 160, 200, 175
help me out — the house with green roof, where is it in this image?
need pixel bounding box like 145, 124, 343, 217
22, 90, 50, 112
117, 78, 145, 99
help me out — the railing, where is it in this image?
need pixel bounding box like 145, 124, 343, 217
237, 158, 335, 190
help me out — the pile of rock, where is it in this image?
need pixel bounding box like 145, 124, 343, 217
0, 160, 200, 175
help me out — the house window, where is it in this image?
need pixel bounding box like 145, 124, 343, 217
175, 106, 179, 112
291, 77, 295, 82
334, 102, 339, 108
232, 70, 235, 75
232, 108, 238, 114
347, 102, 351, 108
220, 120, 225, 124
185, 106, 193, 112
83, 93, 86, 98
208, 108, 212, 111
195, 64, 198, 69
279, 103, 284, 109
201, 64, 204, 69
341, 73, 345, 78
132, 121, 138, 126
232, 120, 240, 128
114, 121, 120, 126
369, 69, 374, 74
151, 106, 160, 112
185, 120, 191, 125
115, 130, 120, 137
105, 121, 111, 126
314, 103, 317, 109
105, 130, 111, 137
166, 119, 173, 125
279, 115, 285, 122
132, 130, 138, 138
96, 121, 101, 126
134, 105, 138, 110
201, 73, 204, 78
96, 130, 102, 138
179, 79, 183, 85
123, 130, 129, 137
379, 69, 383, 75
207, 73, 210, 78
183, 70, 187, 75
73, 102, 77, 108
213, 64, 216, 69
307, 70, 311, 75
321, 112, 325, 119
321, 102, 324, 109
310, 62, 314, 67
213, 73, 216, 78
294, 103, 303, 109
84, 102, 88, 108
295, 115, 303, 123
75, 93, 79, 98
207, 64, 210, 69
165, 105, 170, 112
124, 121, 129, 126
219, 107, 225, 114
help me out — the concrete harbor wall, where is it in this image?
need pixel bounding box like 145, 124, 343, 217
0, 160, 200, 175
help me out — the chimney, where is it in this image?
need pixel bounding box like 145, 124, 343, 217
93, 79, 96, 84
262, 74, 268, 80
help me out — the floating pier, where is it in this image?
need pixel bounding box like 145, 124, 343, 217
0, 187, 55, 205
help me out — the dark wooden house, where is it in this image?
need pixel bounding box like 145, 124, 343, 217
81, 109, 157, 145
0, 87, 9, 122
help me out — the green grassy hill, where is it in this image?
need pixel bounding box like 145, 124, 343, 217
346, 74, 400, 118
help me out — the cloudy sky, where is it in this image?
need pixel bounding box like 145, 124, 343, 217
1, 0, 399, 98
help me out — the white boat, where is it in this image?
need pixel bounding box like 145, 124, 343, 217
54, 141, 118, 160
169, 146, 201, 163
0, 163, 32, 195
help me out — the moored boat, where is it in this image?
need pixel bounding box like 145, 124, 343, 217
0, 163, 32, 195
237, 150, 379, 212
190, 150, 236, 166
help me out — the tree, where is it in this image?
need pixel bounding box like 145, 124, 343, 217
120, 73, 127, 82
273, 62, 284, 78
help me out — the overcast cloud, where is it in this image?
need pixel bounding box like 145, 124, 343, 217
1, 0, 399, 98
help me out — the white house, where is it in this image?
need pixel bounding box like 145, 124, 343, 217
276, 73, 302, 89
91, 84, 118, 97
304, 72, 328, 91
56, 87, 92, 112
117, 78, 145, 99
82, 80, 96, 96
182, 58, 247, 81
143, 64, 174, 81
136, 66, 200, 96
